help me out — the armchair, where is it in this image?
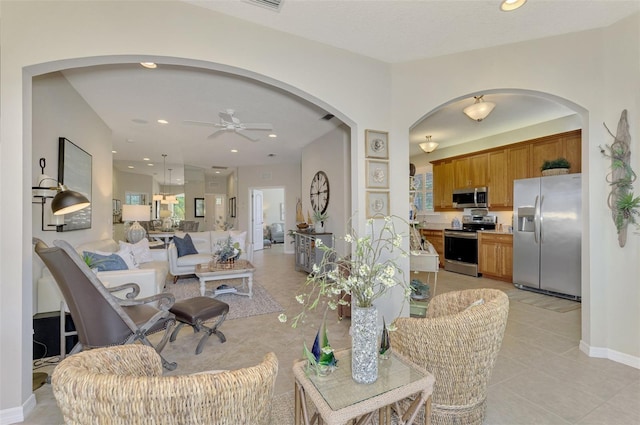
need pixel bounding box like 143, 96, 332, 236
392, 288, 509, 425
34, 238, 178, 370
52, 345, 279, 425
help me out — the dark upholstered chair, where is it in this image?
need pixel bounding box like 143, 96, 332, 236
33, 238, 178, 370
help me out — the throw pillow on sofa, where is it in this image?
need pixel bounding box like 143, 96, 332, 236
82, 251, 128, 272
119, 239, 153, 264
174, 233, 199, 257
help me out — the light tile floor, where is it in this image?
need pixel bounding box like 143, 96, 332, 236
23, 244, 640, 424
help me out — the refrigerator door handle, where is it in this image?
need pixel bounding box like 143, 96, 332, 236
534, 195, 540, 243
539, 195, 544, 243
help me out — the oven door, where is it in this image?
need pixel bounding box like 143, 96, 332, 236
444, 231, 478, 263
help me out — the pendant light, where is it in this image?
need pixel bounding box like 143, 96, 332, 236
419, 135, 439, 154
164, 169, 178, 205
463, 95, 496, 122
153, 154, 168, 201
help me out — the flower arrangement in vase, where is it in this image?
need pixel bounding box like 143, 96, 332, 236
280, 215, 412, 384
214, 236, 241, 266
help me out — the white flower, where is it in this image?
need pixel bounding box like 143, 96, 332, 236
316, 238, 323, 247
312, 263, 320, 273
278, 313, 287, 323
344, 234, 353, 243
384, 216, 392, 223
295, 294, 305, 304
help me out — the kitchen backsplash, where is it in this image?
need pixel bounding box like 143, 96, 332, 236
417, 210, 513, 228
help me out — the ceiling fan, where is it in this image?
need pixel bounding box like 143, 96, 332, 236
183, 109, 273, 142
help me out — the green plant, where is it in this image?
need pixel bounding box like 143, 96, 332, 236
615, 192, 640, 229
540, 157, 571, 171
214, 236, 241, 262
312, 210, 328, 223
279, 215, 411, 328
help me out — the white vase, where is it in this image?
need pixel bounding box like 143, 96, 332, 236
351, 305, 378, 384
315, 221, 324, 233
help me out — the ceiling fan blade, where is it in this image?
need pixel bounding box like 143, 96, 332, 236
236, 129, 260, 142
207, 128, 225, 139
242, 123, 273, 131
183, 120, 217, 127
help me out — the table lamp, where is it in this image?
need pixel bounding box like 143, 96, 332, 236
122, 204, 149, 243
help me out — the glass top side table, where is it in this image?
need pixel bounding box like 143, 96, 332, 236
293, 349, 435, 425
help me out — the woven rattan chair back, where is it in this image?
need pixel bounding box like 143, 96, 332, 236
52, 345, 278, 425
392, 288, 509, 425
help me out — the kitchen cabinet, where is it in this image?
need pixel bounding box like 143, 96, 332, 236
294, 232, 333, 273
453, 153, 487, 189
478, 232, 513, 282
430, 130, 581, 211
420, 229, 444, 268
488, 150, 509, 207
433, 160, 453, 210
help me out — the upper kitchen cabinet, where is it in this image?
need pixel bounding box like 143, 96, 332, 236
431, 129, 581, 211
531, 130, 581, 177
433, 160, 453, 209
488, 150, 509, 208
454, 153, 488, 189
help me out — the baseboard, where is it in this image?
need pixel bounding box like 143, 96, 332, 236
580, 340, 640, 369
0, 393, 36, 425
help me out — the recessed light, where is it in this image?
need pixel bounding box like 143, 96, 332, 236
147, 163, 154, 166
112, 150, 117, 154
157, 119, 169, 124
231, 149, 238, 153
143, 157, 150, 161
268, 134, 277, 138
215, 171, 220, 174
128, 165, 134, 169
268, 153, 276, 157
140, 62, 157, 69
500, 0, 526, 11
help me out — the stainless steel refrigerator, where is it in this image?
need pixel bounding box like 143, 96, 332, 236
513, 174, 581, 299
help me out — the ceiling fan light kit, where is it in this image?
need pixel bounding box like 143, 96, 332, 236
463, 95, 496, 122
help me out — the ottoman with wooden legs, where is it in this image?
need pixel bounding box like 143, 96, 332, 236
169, 296, 229, 355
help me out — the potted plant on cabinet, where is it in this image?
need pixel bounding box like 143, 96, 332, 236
540, 157, 571, 176
313, 210, 329, 233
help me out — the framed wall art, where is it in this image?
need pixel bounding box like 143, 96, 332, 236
57, 137, 92, 231
366, 191, 390, 218
194, 198, 205, 217
365, 129, 389, 159
366, 160, 389, 189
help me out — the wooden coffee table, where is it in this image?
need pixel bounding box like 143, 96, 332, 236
195, 260, 255, 298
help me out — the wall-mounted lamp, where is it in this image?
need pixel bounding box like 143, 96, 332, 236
463, 95, 496, 122
32, 158, 91, 231
419, 136, 439, 154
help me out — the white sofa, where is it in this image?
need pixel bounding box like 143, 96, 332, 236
168, 230, 251, 282
36, 238, 169, 313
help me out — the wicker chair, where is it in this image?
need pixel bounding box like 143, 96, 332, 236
392, 288, 509, 425
52, 345, 279, 425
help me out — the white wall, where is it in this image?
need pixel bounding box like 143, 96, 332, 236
1, 0, 639, 420
262, 188, 285, 227
31, 72, 113, 316
113, 169, 153, 204
391, 15, 640, 367
302, 125, 351, 256
237, 163, 302, 254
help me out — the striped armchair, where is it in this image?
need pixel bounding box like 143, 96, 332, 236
392, 288, 509, 425
52, 345, 278, 425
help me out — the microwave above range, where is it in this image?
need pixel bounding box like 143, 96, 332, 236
452, 187, 488, 209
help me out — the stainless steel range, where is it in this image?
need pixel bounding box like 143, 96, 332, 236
444, 212, 497, 277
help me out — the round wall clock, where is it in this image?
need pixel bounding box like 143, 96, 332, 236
310, 171, 330, 214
